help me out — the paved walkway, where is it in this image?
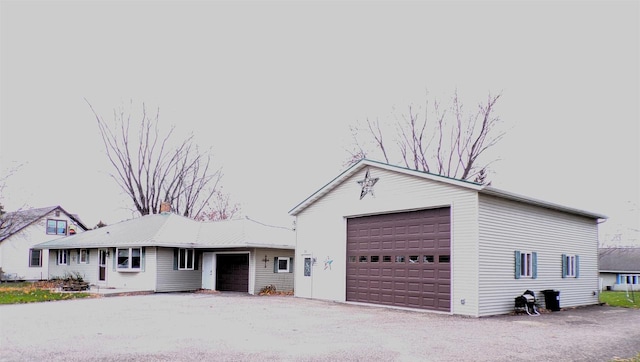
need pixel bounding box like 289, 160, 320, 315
1, 293, 639, 361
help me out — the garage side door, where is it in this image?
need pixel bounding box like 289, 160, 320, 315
216, 254, 249, 292
346, 207, 451, 312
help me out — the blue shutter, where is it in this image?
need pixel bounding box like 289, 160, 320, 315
561, 254, 567, 278
532, 252, 537, 279
273, 258, 278, 273
289, 257, 294, 273
616, 274, 621, 284
575, 255, 579, 278
514, 251, 521, 279
141, 247, 146, 272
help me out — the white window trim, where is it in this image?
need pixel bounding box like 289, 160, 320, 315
178, 249, 195, 270
565, 255, 576, 277
79, 249, 88, 264
116, 247, 142, 272
57, 250, 68, 265
276, 256, 290, 273
619, 274, 640, 285
47, 219, 68, 235
520, 252, 532, 278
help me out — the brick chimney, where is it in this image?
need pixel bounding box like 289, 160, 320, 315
160, 202, 171, 214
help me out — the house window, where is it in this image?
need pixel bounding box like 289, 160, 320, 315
79, 249, 88, 264
47, 219, 67, 235
275, 257, 290, 273
562, 254, 579, 278
178, 249, 195, 270
57, 250, 68, 265
515, 251, 537, 279
29, 249, 42, 267
619, 274, 640, 285
116, 248, 142, 271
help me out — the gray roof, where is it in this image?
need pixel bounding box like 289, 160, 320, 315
0, 206, 88, 242
599, 248, 640, 273
289, 159, 607, 220
36, 213, 294, 250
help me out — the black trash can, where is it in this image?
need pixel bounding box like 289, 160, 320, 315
542, 289, 561, 311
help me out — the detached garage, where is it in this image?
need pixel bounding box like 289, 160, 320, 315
290, 159, 606, 317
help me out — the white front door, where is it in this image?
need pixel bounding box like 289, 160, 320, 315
296, 254, 313, 298
201, 252, 215, 290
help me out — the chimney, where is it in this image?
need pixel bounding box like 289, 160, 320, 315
160, 202, 171, 214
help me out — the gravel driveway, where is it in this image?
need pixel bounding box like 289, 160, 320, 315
1, 293, 639, 361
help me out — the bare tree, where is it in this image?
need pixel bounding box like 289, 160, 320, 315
86, 100, 229, 219
348, 91, 504, 183
194, 189, 241, 221
0, 164, 25, 240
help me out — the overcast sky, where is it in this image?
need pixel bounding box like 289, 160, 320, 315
1, 1, 638, 246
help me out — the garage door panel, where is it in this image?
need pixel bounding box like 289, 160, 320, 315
216, 254, 249, 292
347, 208, 451, 312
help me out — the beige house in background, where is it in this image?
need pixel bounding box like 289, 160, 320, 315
0, 206, 88, 281
290, 159, 607, 317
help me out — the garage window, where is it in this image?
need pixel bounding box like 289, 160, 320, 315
562, 254, 579, 278
274, 257, 293, 273
515, 251, 537, 279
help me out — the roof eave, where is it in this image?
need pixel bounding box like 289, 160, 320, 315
479, 187, 608, 220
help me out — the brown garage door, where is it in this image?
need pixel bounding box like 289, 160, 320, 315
346, 207, 451, 312
216, 254, 249, 292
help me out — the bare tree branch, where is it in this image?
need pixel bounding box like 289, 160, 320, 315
86, 99, 234, 219
348, 90, 504, 183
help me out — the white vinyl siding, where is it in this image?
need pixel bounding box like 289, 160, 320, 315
156, 247, 201, 292
254, 248, 294, 293
0, 210, 84, 281
294, 166, 479, 316
478, 195, 599, 316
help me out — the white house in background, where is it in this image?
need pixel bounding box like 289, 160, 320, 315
289, 159, 607, 317
37, 211, 295, 294
0, 206, 88, 281
599, 248, 640, 291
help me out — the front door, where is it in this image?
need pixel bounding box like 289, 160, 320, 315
98, 249, 107, 282
201, 252, 214, 290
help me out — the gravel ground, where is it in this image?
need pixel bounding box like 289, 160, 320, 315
1, 293, 639, 362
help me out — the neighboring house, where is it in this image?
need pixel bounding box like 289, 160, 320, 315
599, 248, 640, 291
37, 210, 294, 294
0, 206, 88, 281
289, 159, 607, 317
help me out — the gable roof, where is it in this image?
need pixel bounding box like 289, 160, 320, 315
599, 248, 640, 273
36, 213, 294, 250
288, 159, 607, 220
0, 206, 88, 243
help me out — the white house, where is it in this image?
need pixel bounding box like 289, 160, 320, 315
289, 159, 607, 317
37, 211, 295, 294
0, 206, 88, 281
599, 248, 640, 291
